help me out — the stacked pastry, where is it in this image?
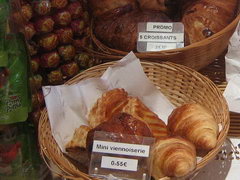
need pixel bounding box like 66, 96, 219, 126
66, 88, 219, 179
86, 0, 238, 51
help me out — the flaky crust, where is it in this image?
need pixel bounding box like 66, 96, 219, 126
168, 103, 219, 150
65, 125, 91, 150
122, 97, 168, 138
152, 137, 197, 179
182, 0, 238, 44
88, 88, 129, 128
88, 88, 168, 138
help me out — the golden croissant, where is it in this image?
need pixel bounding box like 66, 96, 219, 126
168, 103, 219, 150
88, 88, 168, 138
152, 137, 197, 179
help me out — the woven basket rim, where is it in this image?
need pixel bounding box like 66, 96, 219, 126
39, 61, 230, 180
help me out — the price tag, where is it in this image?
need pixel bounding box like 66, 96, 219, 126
101, 156, 138, 171
137, 22, 184, 52
88, 131, 155, 180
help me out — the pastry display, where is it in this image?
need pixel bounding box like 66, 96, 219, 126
88, 0, 239, 51
64, 87, 220, 179
168, 103, 219, 151
94, 10, 171, 52
152, 137, 197, 179
88, 88, 168, 138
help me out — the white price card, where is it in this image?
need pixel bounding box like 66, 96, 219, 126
137, 22, 184, 52
92, 140, 150, 157
146, 22, 174, 32
101, 156, 138, 172
88, 131, 155, 180
146, 42, 184, 51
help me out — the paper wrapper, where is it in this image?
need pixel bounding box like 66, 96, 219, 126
224, 21, 240, 113
43, 52, 175, 152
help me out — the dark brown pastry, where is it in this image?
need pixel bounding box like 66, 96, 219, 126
86, 113, 153, 153
139, 0, 179, 15
94, 10, 171, 52
182, 0, 239, 44
87, 0, 137, 17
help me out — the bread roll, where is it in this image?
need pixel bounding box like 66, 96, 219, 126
168, 103, 219, 150
182, 0, 239, 44
152, 137, 197, 179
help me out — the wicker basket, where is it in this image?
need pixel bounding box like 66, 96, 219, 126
88, 13, 240, 71
39, 61, 230, 179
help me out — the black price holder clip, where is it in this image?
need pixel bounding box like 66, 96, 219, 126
89, 131, 155, 180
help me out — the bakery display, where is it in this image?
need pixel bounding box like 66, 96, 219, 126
64, 87, 221, 179
168, 103, 219, 151
88, 88, 169, 138
152, 137, 197, 179
94, 10, 171, 52
88, 0, 239, 51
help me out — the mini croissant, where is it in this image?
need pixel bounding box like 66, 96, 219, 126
168, 103, 219, 151
152, 137, 197, 179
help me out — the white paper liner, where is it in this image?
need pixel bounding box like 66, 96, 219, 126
224, 21, 240, 113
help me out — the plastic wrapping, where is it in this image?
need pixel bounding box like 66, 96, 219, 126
0, 0, 31, 125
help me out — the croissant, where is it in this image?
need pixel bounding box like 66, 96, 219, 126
152, 137, 197, 179
88, 88, 168, 138
94, 10, 171, 52
182, 0, 239, 44
168, 103, 219, 150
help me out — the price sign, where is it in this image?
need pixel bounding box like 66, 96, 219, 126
137, 22, 184, 52
88, 131, 155, 180
101, 156, 138, 171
